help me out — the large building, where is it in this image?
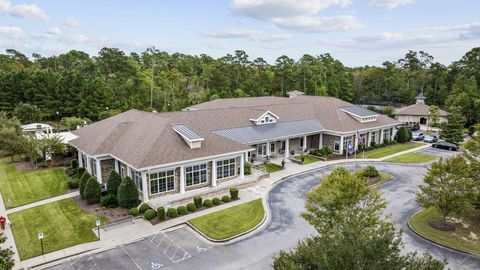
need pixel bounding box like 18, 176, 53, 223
395, 90, 448, 127
69, 92, 399, 204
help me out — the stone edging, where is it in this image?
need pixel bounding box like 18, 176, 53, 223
407, 209, 480, 258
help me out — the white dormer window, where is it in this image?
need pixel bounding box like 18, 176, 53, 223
341, 106, 378, 123
250, 111, 279, 125
171, 123, 204, 149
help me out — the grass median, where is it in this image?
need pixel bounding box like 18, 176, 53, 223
189, 198, 265, 240
9, 198, 105, 260
385, 152, 436, 163
295, 155, 321, 164
0, 158, 68, 209
363, 142, 425, 159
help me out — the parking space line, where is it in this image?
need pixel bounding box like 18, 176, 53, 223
119, 245, 143, 270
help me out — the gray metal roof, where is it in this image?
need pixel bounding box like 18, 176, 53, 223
341, 106, 378, 118
213, 119, 323, 144
171, 123, 203, 141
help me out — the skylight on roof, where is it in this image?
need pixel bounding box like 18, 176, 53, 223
341, 106, 379, 123
171, 123, 204, 149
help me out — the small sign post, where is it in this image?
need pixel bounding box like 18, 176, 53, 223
37, 232, 44, 255
96, 220, 101, 240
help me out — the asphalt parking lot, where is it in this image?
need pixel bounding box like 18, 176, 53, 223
46, 147, 478, 270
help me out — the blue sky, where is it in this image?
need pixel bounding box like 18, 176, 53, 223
0, 0, 479, 66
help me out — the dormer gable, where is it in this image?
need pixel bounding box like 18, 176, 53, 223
171, 123, 204, 149
249, 111, 279, 125
341, 106, 379, 123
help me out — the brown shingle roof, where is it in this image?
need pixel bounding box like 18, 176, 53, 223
395, 103, 448, 117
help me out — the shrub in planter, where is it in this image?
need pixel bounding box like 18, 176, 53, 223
79, 172, 91, 199
130, 207, 139, 216
144, 209, 156, 221
157, 207, 166, 220
194, 196, 203, 208
139, 203, 151, 214
230, 188, 239, 200
212, 197, 221, 206
117, 176, 140, 209
177, 206, 188, 215
363, 165, 379, 178
187, 203, 196, 212
84, 177, 101, 204
100, 194, 118, 208
67, 178, 79, 189
222, 196, 231, 203
203, 199, 213, 208
107, 170, 122, 196
167, 208, 178, 218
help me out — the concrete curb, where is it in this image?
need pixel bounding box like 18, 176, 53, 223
407, 209, 480, 259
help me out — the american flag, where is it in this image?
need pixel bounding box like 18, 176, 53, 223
356, 129, 364, 145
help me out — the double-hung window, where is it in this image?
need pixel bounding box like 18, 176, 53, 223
217, 158, 236, 179
149, 170, 175, 195
299, 137, 304, 149
131, 168, 143, 191
185, 163, 208, 186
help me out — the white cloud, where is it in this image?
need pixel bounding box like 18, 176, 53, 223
230, 0, 360, 32
0, 26, 24, 38
0, 0, 49, 21
46, 27, 61, 36
63, 17, 81, 27
202, 28, 292, 42
368, 0, 414, 10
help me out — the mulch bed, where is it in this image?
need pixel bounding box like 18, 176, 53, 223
75, 196, 129, 221
429, 220, 456, 232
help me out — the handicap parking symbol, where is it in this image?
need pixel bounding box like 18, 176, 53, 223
151, 261, 164, 269
196, 246, 207, 253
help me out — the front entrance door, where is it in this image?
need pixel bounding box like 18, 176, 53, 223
258, 144, 267, 156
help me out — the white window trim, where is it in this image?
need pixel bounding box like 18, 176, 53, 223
185, 163, 208, 187
130, 168, 143, 191
217, 158, 236, 180
270, 142, 276, 153
149, 170, 175, 195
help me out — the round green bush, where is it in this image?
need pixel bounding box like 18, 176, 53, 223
77, 167, 86, 177
222, 195, 231, 203
139, 203, 151, 214
157, 207, 166, 220
194, 196, 202, 208
187, 203, 196, 212
167, 208, 178, 218
67, 178, 79, 189
130, 207, 139, 216
212, 197, 221, 206
79, 172, 91, 199
107, 170, 122, 196
84, 177, 101, 204
230, 188, 239, 200
363, 165, 379, 178
203, 199, 213, 208
100, 194, 118, 208
117, 176, 140, 209
144, 209, 156, 221
177, 206, 187, 215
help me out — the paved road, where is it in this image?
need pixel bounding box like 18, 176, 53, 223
48, 147, 479, 270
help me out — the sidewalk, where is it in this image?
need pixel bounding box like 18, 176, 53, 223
7, 191, 79, 214
0, 192, 21, 269
17, 143, 432, 269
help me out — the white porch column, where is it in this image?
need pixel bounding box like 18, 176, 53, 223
319, 134, 323, 149
96, 159, 102, 183
114, 160, 119, 173
141, 171, 149, 202
380, 129, 385, 144
77, 151, 83, 167
266, 141, 271, 156
240, 155, 245, 179
126, 166, 132, 177
368, 131, 372, 147
390, 128, 395, 141
86, 157, 92, 174
303, 135, 307, 151
212, 160, 217, 187
179, 166, 185, 194
354, 134, 359, 151
285, 139, 290, 158
339, 136, 344, 153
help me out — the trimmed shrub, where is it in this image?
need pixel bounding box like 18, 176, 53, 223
395, 127, 410, 143
107, 170, 122, 196
194, 196, 202, 208
203, 199, 213, 208
77, 167, 86, 177
244, 163, 252, 175
84, 177, 101, 204
363, 165, 379, 178
117, 176, 140, 209
177, 206, 188, 215
157, 207, 166, 220
139, 203, 151, 214
187, 203, 196, 212
144, 209, 156, 221
67, 178, 79, 189
222, 195, 231, 203
167, 208, 178, 218
130, 207, 139, 216
212, 197, 221, 206
230, 188, 239, 200
70, 159, 79, 169
79, 172, 91, 199
100, 194, 118, 208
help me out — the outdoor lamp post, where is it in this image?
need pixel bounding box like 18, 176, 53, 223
96, 220, 101, 240
56, 111, 60, 132
38, 232, 44, 255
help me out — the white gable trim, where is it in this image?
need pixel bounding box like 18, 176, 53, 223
249, 111, 280, 122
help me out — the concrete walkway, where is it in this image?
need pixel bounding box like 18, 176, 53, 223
7, 191, 79, 214
0, 192, 21, 269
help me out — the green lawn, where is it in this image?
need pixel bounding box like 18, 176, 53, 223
385, 152, 437, 163
363, 143, 424, 159
189, 199, 265, 240
0, 158, 68, 209
295, 155, 321, 164
409, 207, 480, 255
9, 198, 105, 260
265, 163, 282, 173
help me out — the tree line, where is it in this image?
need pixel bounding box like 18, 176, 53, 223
0, 47, 479, 126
